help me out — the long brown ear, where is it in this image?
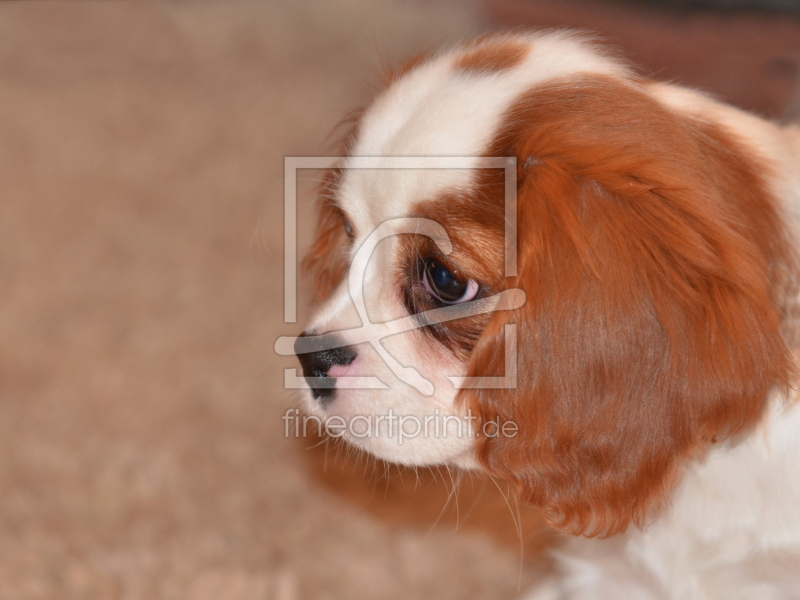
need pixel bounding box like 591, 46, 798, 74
462, 76, 797, 537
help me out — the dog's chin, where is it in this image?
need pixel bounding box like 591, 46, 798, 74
299, 387, 479, 469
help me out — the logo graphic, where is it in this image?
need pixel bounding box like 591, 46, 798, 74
274, 156, 523, 393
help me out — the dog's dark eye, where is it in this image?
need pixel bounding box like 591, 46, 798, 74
343, 218, 353, 237
421, 258, 479, 304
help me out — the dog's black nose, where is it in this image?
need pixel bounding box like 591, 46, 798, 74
294, 331, 356, 403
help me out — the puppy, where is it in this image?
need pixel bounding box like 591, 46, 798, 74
292, 31, 800, 599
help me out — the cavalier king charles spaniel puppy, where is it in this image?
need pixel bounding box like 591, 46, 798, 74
291, 31, 800, 599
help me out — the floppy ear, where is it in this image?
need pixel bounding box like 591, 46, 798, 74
461, 76, 796, 537
302, 169, 351, 301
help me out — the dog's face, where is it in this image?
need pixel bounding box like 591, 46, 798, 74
294, 32, 796, 536
296, 139, 509, 470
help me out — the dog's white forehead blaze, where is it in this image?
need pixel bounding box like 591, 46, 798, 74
338, 32, 631, 227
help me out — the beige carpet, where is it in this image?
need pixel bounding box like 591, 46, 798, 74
0, 2, 555, 599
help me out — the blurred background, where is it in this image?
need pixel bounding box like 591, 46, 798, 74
0, 1, 797, 599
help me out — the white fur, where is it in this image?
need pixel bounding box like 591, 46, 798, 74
301, 31, 800, 598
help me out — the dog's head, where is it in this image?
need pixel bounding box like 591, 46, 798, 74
294, 32, 797, 536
